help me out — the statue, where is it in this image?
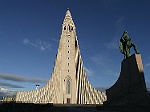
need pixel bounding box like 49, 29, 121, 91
119, 31, 139, 59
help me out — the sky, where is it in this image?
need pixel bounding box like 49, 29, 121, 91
0, 0, 150, 92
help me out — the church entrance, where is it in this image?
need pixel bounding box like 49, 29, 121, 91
67, 98, 70, 104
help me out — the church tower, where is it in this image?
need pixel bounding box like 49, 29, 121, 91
58, 9, 77, 104
16, 9, 106, 104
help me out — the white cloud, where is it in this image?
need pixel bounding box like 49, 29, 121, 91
104, 16, 126, 50
115, 16, 125, 32
144, 63, 150, 67
50, 37, 59, 42
84, 66, 94, 76
23, 38, 51, 51
104, 39, 118, 50
91, 54, 104, 65
84, 66, 102, 80
91, 54, 119, 77
0, 87, 17, 96
23, 38, 30, 44
40, 46, 45, 51
116, 16, 125, 24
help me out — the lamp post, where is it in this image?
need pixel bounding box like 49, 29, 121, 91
36, 84, 40, 90
35, 84, 40, 103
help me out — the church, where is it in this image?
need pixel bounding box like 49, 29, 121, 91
16, 10, 106, 104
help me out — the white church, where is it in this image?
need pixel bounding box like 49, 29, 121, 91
16, 9, 106, 104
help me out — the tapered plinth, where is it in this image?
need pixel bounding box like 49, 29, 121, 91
104, 54, 150, 106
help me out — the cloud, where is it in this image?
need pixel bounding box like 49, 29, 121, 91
0, 82, 24, 88
144, 63, 150, 67
115, 16, 125, 31
147, 82, 150, 86
91, 54, 119, 77
116, 16, 125, 24
84, 66, 103, 80
104, 16, 126, 50
146, 82, 150, 92
50, 37, 59, 42
91, 54, 104, 65
23, 38, 51, 51
0, 87, 17, 97
0, 74, 48, 83
104, 38, 118, 50
23, 38, 30, 44
84, 66, 94, 76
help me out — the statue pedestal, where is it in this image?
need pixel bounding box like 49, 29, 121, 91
104, 54, 150, 106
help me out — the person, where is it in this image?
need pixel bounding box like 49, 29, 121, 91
119, 31, 139, 59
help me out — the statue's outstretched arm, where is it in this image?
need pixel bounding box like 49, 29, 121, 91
131, 42, 139, 54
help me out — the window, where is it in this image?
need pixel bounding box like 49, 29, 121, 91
67, 80, 71, 94
68, 51, 69, 53
71, 27, 73, 30
68, 25, 73, 32
64, 26, 66, 30
68, 63, 69, 66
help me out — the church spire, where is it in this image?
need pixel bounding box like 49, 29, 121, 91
65, 8, 72, 19
62, 9, 76, 34
63, 9, 73, 23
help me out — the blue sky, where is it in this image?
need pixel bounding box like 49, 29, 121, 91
0, 0, 150, 92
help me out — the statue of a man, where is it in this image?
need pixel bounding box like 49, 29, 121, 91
119, 31, 139, 59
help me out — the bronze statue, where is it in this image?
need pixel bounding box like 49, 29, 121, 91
119, 31, 139, 59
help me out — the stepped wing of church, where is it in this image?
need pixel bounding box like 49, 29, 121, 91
16, 10, 106, 104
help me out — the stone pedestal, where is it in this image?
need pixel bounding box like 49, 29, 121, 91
104, 54, 150, 106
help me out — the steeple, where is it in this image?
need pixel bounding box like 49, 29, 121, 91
65, 9, 72, 19
62, 9, 76, 34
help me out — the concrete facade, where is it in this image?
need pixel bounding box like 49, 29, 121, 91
15, 10, 106, 104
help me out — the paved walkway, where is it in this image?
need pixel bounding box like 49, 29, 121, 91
47, 104, 114, 112
0, 103, 116, 112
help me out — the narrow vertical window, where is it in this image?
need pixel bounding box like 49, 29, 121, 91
71, 26, 73, 31
67, 80, 71, 94
64, 26, 66, 30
